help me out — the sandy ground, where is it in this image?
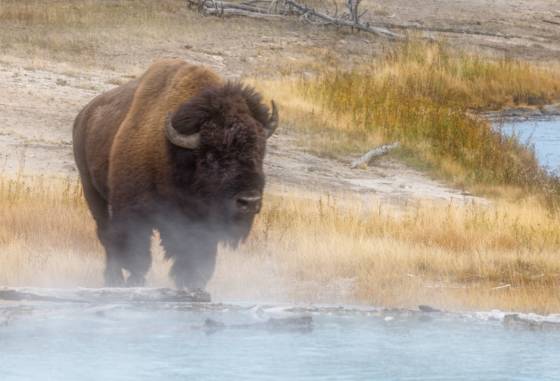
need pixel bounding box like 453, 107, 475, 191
2, 0, 558, 204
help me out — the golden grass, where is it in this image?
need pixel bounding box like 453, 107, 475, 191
252, 41, 560, 205
2, 176, 559, 313
0, 176, 102, 286
302, 41, 560, 186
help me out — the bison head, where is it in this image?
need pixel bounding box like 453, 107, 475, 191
165, 83, 278, 242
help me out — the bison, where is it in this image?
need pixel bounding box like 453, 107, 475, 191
72, 59, 278, 289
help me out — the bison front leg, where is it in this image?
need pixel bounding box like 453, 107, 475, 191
103, 212, 153, 287
159, 225, 218, 290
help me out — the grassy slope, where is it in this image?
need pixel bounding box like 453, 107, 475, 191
257, 41, 560, 203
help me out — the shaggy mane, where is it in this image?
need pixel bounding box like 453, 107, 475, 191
171, 82, 271, 135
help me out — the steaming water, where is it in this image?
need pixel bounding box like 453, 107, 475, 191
499, 119, 560, 173
1, 289, 560, 381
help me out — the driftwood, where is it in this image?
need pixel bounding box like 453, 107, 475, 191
187, 0, 402, 39
351, 142, 399, 169
201, 0, 286, 16
284, 0, 402, 39
203, 8, 286, 18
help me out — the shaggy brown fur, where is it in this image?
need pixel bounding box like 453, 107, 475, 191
73, 59, 277, 288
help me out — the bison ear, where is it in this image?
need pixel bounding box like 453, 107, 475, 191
165, 113, 200, 149
265, 100, 279, 139
165, 95, 213, 149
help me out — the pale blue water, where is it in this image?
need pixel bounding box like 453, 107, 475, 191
1, 295, 560, 381
499, 119, 560, 173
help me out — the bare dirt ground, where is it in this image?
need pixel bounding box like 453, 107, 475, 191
2, 0, 558, 204
372, 0, 560, 60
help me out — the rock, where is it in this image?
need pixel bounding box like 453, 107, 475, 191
202, 316, 313, 334
204, 318, 226, 333
418, 305, 441, 313
541, 104, 560, 116
503, 314, 560, 331
266, 316, 313, 332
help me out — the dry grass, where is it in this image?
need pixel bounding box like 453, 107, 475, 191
252, 41, 560, 205
2, 176, 559, 313
0, 0, 186, 66
0, 176, 102, 286
221, 192, 560, 313
301, 41, 560, 187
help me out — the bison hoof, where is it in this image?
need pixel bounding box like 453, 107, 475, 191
104, 268, 125, 287
126, 274, 146, 287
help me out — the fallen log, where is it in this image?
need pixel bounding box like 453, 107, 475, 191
284, 0, 402, 39
186, 0, 402, 39
208, 1, 282, 14
351, 142, 399, 169
204, 8, 286, 18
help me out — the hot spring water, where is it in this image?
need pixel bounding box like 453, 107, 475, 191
499, 118, 560, 173
1, 288, 559, 381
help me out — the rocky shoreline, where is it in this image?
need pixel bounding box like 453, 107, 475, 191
480, 103, 560, 123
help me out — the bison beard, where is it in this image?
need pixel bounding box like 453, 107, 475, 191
72, 60, 278, 290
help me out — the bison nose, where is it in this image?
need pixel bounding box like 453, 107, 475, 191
234, 192, 262, 214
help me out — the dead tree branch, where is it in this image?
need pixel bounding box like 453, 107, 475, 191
186, 0, 403, 39
204, 7, 287, 18
351, 142, 400, 169
284, 0, 402, 39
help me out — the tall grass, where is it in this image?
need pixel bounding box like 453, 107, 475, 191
0, 176, 103, 286
229, 192, 560, 312
2, 176, 559, 312
298, 41, 560, 193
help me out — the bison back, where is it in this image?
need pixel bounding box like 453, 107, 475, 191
73, 79, 139, 200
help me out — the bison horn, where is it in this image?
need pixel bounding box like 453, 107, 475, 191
165, 113, 200, 149
266, 100, 279, 138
